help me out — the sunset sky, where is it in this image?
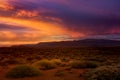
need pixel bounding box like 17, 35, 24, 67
0, 0, 120, 46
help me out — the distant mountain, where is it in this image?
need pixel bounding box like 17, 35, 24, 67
36, 39, 120, 47
12, 39, 120, 47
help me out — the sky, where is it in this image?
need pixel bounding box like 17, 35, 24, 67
0, 0, 120, 46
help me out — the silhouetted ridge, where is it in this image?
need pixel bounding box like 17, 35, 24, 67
36, 39, 120, 47
12, 39, 120, 47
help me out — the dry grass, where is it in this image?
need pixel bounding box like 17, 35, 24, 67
6, 65, 41, 78
33, 59, 57, 70
69, 60, 99, 69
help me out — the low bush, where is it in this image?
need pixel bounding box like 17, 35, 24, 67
85, 65, 120, 80
69, 61, 99, 69
50, 59, 62, 66
6, 65, 41, 78
33, 59, 57, 70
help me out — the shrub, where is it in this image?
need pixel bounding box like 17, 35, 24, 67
50, 59, 62, 66
69, 61, 99, 69
85, 65, 120, 80
33, 59, 56, 70
6, 65, 41, 78
1, 58, 21, 65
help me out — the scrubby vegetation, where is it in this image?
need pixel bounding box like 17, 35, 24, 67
50, 59, 62, 66
85, 65, 120, 80
69, 60, 99, 69
0, 46, 119, 66
33, 59, 63, 70
0, 46, 119, 80
33, 59, 57, 70
6, 65, 41, 78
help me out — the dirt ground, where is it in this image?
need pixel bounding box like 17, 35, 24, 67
0, 65, 86, 80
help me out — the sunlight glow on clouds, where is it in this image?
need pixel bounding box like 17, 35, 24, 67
0, 0, 120, 46
0, 16, 85, 46
15, 10, 39, 17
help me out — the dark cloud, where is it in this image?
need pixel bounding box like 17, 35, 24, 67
30, 1, 120, 35
84, 34, 120, 40
0, 23, 34, 31
9, 1, 38, 11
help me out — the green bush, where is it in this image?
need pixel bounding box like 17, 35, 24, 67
85, 65, 120, 80
6, 65, 41, 78
50, 59, 62, 66
69, 61, 99, 69
33, 59, 57, 70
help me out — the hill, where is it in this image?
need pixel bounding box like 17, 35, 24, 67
15, 39, 120, 47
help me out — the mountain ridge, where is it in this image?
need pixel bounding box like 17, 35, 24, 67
13, 39, 120, 47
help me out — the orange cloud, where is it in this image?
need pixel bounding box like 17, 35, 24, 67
0, 31, 16, 40
0, 1, 13, 11
15, 10, 39, 17
1, 16, 86, 37
70, 32, 85, 38
0, 16, 68, 36
0, 16, 86, 45
0, 30, 44, 42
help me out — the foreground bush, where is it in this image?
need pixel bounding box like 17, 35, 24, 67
6, 65, 41, 78
85, 65, 120, 80
33, 59, 57, 70
50, 59, 62, 66
69, 61, 99, 69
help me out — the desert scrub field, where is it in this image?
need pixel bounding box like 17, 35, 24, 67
0, 46, 119, 80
